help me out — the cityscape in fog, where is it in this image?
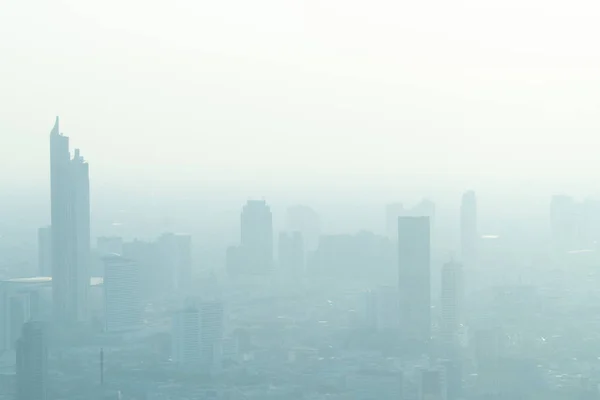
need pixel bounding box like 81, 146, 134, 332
5, 1, 600, 399
2, 117, 600, 400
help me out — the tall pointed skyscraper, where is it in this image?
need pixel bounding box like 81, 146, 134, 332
50, 117, 91, 324
460, 190, 478, 268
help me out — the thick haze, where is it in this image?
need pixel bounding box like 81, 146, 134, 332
2, 0, 600, 209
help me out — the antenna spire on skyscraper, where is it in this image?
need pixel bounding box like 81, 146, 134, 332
51, 116, 60, 136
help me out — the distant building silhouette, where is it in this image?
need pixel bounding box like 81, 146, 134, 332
309, 231, 393, 279
172, 298, 224, 374
286, 205, 320, 252
240, 200, 273, 274
172, 306, 202, 365
386, 199, 435, 240
16, 321, 48, 400
103, 254, 142, 332
122, 239, 162, 299
37, 226, 52, 277
440, 261, 463, 347
278, 231, 304, 277
157, 233, 192, 291
460, 190, 478, 268
398, 217, 431, 350
49, 117, 90, 324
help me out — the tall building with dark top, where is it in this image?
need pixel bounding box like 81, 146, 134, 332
16, 321, 48, 400
398, 216, 430, 350
460, 190, 478, 268
240, 200, 273, 274
50, 117, 90, 323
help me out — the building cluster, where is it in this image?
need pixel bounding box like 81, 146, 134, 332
3, 117, 599, 400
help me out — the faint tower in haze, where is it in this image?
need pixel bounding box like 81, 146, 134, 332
172, 298, 225, 374
440, 261, 464, 347
386, 200, 435, 241
103, 254, 142, 332
398, 216, 431, 351
286, 205, 320, 252
16, 321, 48, 400
49, 116, 91, 324
240, 200, 273, 274
37, 226, 52, 277
158, 233, 192, 291
460, 191, 478, 268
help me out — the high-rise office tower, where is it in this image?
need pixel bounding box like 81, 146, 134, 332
158, 233, 192, 291
286, 205, 320, 252
172, 306, 202, 365
398, 216, 431, 349
387, 200, 435, 240
240, 200, 273, 274
440, 261, 463, 347
16, 321, 48, 400
278, 231, 304, 277
199, 300, 224, 374
103, 254, 142, 332
50, 117, 91, 324
37, 226, 52, 277
172, 298, 224, 374
460, 191, 478, 268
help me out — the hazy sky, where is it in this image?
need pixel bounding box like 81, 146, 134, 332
2, 0, 600, 195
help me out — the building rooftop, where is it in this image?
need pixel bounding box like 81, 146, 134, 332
1, 276, 103, 286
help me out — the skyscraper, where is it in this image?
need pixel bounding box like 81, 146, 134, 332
158, 233, 192, 291
460, 191, 477, 268
172, 298, 224, 374
386, 199, 436, 240
286, 205, 320, 252
37, 226, 52, 277
240, 200, 273, 274
440, 261, 463, 347
103, 254, 142, 332
16, 321, 48, 400
398, 216, 430, 349
50, 117, 91, 324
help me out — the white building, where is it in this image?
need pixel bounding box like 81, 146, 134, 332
103, 254, 142, 332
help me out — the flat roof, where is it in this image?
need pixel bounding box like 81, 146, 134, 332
2, 276, 103, 286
